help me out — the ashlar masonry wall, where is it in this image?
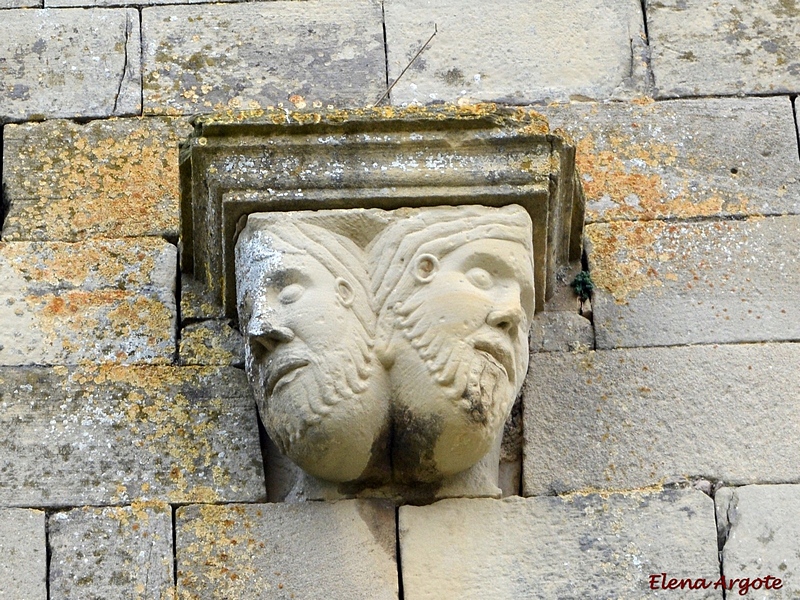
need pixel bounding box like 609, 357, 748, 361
1, 1, 799, 598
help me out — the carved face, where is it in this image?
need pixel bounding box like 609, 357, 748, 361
236, 227, 389, 484
383, 238, 534, 482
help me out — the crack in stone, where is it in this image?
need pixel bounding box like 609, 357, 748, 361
113, 13, 132, 115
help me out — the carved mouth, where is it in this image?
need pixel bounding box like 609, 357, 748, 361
471, 336, 515, 383
265, 355, 310, 395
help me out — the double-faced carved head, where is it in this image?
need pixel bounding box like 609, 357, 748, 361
235, 205, 535, 487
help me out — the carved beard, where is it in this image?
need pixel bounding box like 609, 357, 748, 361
249, 328, 374, 456
392, 296, 515, 434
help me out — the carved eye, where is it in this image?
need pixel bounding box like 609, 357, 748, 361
278, 283, 305, 304
466, 267, 493, 290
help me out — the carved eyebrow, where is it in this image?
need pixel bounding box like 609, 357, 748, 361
459, 250, 525, 277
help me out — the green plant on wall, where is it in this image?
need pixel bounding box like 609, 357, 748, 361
571, 270, 594, 302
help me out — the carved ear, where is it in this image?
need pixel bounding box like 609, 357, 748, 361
335, 277, 355, 307
413, 253, 439, 283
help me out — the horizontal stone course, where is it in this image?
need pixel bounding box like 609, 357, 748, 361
142, 1, 385, 116
176, 501, 398, 599
49, 504, 173, 600
0, 509, 46, 600
541, 97, 800, 223
0, 365, 265, 506
0, 8, 140, 121
717, 485, 800, 598
400, 491, 720, 599
586, 216, 800, 349
3, 118, 191, 242
523, 343, 800, 496
647, 0, 800, 97
0, 238, 176, 365
384, 0, 647, 105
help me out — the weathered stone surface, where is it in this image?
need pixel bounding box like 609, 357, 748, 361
0, 8, 140, 121
586, 216, 800, 349
0, 509, 45, 600
49, 504, 173, 600
0, 0, 38, 8
3, 118, 191, 242
142, 1, 385, 115
523, 343, 800, 496
529, 311, 594, 352
237, 206, 533, 489
0, 238, 176, 366
0, 365, 265, 506
400, 491, 720, 599
717, 485, 800, 597
176, 501, 398, 600
647, 0, 800, 97
384, 0, 647, 105
181, 275, 226, 321
179, 320, 244, 367
542, 97, 800, 222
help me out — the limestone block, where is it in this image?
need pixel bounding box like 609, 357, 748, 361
0, 8, 140, 121
717, 485, 800, 597
647, 0, 800, 97
400, 491, 720, 599
49, 505, 173, 600
0, 0, 38, 7
523, 343, 800, 496
2, 118, 191, 242
529, 311, 594, 353
176, 501, 398, 600
586, 216, 800, 349
236, 206, 534, 490
141, 1, 385, 115
0, 509, 46, 600
542, 97, 800, 222
0, 238, 176, 366
181, 275, 226, 321
179, 319, 244, 367
0, 365, 265, 506
384, 0, 648, 105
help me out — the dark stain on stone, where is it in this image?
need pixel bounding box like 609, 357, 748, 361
10, 84, 30, 101
761, 40, 779, 53
355, 499, 396, 558
390, 406, 442, 485
440, 67, 465, 86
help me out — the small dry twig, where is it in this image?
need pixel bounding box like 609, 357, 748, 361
374, 24, 437, 107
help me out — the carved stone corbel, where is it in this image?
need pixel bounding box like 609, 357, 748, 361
180, 105, 584, 500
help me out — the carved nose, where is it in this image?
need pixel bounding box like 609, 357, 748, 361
486, 306, 523, 334
247, 318, 294, 354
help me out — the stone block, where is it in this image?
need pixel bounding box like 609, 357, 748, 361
647, 0, 800, 97
384, 0, 647, 105
142, 1, 385, 115
0, 0, 38, 7
529, 311, 594, 353
2, 118, 191, 242
400, 491, 720, 599
176, 501, 398, 600
0, 509, 46, 600
0, 8, 140, 121
179, 319, 244, 367
0, 365, 265, 506
180, 275, 226, 321
523, 343, 800, 496
717, 485, 800, 598
542, 97, 800, 222
0, 238, 176, 366
49, 504, 173, 600
586, 216, 800, 349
